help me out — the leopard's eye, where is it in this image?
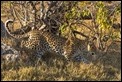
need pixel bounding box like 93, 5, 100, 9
91, 52, 95, 55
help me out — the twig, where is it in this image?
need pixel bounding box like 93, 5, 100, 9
72, 30, 89, 38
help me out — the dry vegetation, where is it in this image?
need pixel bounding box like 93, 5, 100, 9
1, 45, 121, 81
1, 28, 121, 81
1, 1, 121, 81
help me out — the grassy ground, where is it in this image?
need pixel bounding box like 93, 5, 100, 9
1, 42, 121, 81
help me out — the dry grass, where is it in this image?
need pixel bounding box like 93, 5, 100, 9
1, 42, 121, 81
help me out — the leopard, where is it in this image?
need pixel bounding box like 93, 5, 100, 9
38, 25, 97, 63
4, 19, 53, 59
4, 19, 97, 63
